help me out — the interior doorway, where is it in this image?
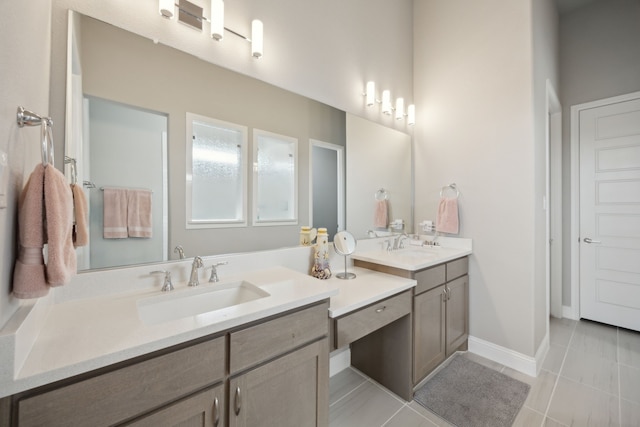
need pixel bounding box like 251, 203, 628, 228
310, 140, 345, 240
547, 81, 563, 320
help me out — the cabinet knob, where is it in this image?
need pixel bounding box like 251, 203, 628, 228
212, 397, 220, 427
375, 306, 386, 313
234, 386, 242, 416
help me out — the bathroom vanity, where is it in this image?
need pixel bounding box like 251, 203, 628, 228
339, 238, 471, 396
7, 302, 328, 427
0, 240, 471, 426
0, 262, 338, 427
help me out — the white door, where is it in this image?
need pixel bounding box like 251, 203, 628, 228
579, 95, 640, 331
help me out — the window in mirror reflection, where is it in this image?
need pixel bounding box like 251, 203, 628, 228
253, 130, 298, 225
186, 113, 248, 228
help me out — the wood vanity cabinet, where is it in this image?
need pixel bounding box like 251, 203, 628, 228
353, 256, 469, 388
7, 301, 329, 427
413, 258, 469, 384
228, 301, 329, 427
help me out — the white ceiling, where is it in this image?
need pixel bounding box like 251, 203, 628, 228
555, 0, 601, 15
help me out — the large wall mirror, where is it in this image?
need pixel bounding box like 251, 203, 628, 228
65, 11, 412, 272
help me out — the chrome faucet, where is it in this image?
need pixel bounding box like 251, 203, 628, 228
188, 256, 204, 287
150, 270, 174, 292
174, 245, 185, 259
393, 233, 409, 250
207, 261, 229, 283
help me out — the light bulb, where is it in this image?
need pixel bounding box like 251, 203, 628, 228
210, 0, 224, 41
252, 20, 263, 58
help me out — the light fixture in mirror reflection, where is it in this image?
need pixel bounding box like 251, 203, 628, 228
64, 12, 411, 272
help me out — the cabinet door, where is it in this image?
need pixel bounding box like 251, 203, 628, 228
413, 285, 446, 384
446, 275, 469, 356
229, 339, 329, 427
124, 384, 224, 427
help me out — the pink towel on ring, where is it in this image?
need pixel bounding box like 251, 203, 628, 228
13, 164, 77, 298
127, 189, 152, 238
436, 197, 459, 234
44, 165, 77, 286
103, 188, 128, 238
71, 183, 89, 247
373, 199, 388, 228
13, 164, 48, 298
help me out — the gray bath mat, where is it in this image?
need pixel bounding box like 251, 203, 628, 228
414, 356, 530, 427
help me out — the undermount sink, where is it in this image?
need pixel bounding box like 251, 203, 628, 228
137, 281, 270, 325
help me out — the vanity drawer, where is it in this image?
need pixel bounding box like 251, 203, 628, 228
446, 257, 468, 281
335, 291, 411, 348
230, 301, 329, 374
17, 336, 225, 427
414, 264, 446, 295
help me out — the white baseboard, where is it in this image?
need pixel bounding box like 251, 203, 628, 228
329, 347, 351, 377
562, 305, 578, 320
468, 335, 547, 377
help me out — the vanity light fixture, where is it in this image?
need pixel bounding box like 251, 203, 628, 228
159, 0, 175, 18
395, 98, 404, 120
362, 81, 415, 124
210, 0, 224, 41
251, 20, 264, 59
407, 104, 416, 125
381, 90, 392, 115
158, 0, 264, 59
365, 81, 376, 107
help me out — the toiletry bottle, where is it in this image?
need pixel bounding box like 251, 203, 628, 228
311, 228, 331, 279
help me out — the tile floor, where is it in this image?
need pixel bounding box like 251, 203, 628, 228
329, 318, 640, 426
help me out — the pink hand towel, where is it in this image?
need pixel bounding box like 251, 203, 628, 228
44, 165, 77, 286
13, 164, 48, 299
373, 199, 388, 228
103, 188, 128, 238
436, 197, 459, 234
71, 183, 89, 247
127, 189, 153, 238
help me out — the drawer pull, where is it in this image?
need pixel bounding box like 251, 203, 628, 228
375, 306, 386, 313
212, 397, 220, 427
234, 386, 242, 416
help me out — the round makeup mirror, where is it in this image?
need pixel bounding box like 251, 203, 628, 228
333, 231, 357, 279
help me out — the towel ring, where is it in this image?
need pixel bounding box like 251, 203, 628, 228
375, 188, 388, 201
440, 183, 460, 198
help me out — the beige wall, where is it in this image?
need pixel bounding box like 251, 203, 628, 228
560, 0, 640, 306
413, 0, 538, 356
0, 0, 52, 327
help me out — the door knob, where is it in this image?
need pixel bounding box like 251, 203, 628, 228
583, 237, 601, 244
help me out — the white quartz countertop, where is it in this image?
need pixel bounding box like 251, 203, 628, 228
327, 267, 416, 318
0, 238, 472, 399
351, 238, 472, 271
0, 266, 338, 398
